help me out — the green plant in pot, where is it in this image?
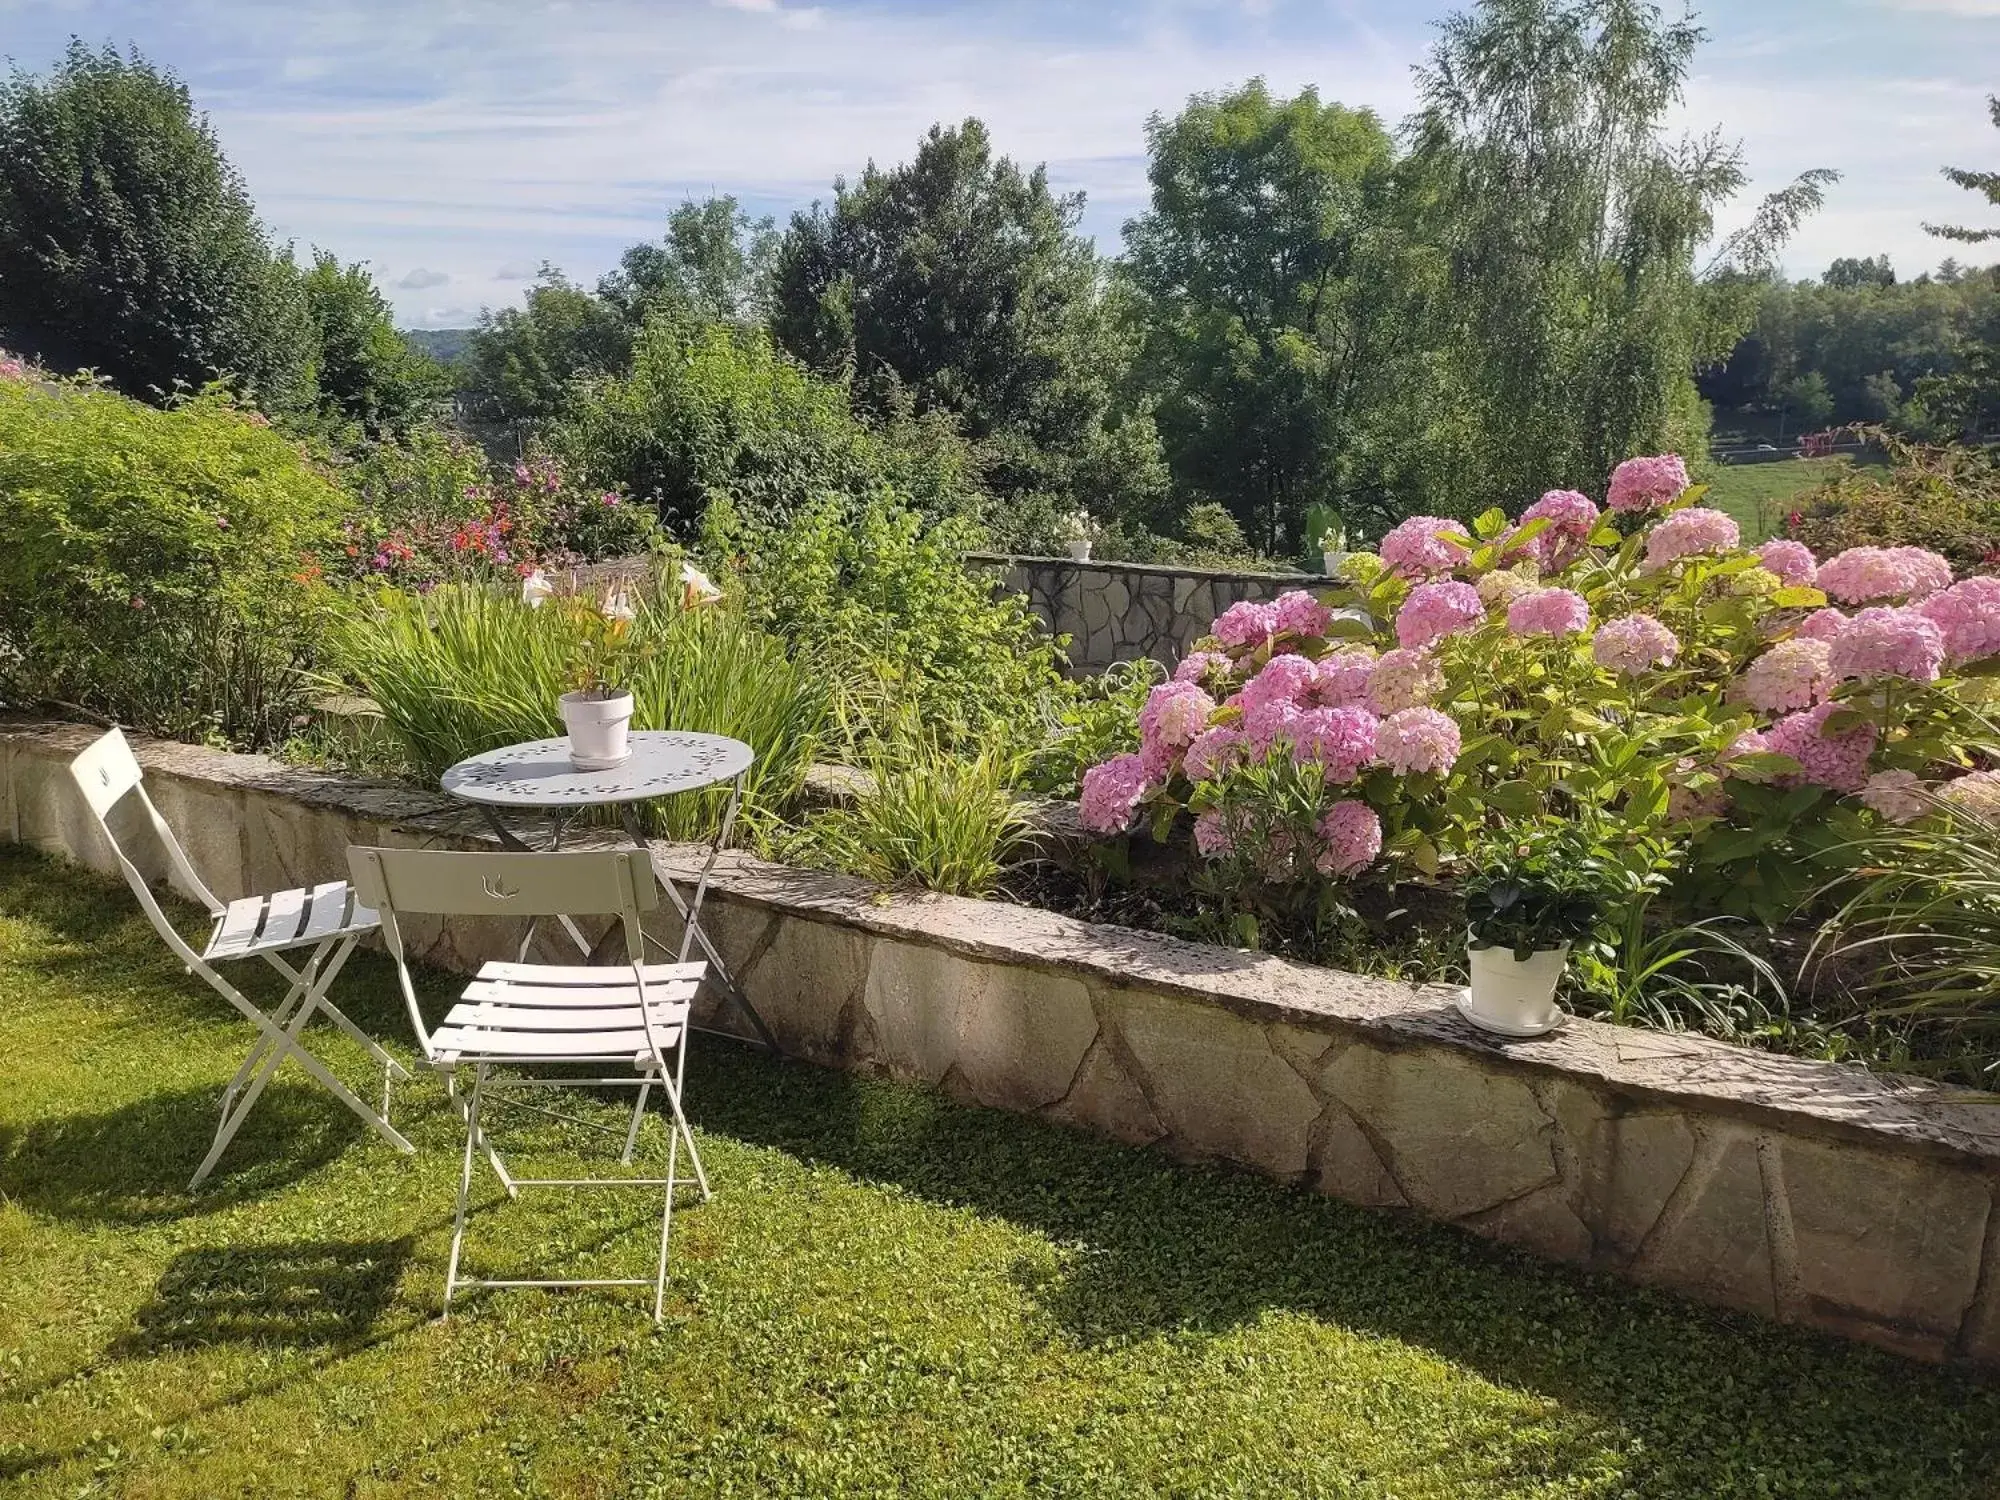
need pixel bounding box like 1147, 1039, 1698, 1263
1060, 508, 1096, 562
1460, 823, 1611, 1036
557, 587, 641, 770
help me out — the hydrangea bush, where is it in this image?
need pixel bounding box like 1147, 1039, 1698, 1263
1079, 457, 2000, 923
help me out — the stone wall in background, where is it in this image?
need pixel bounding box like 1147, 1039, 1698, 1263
966, 553, 1330, 674
8, 717, 2000, 1369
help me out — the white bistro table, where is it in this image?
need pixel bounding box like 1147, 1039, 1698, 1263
440, 730, 776, 1051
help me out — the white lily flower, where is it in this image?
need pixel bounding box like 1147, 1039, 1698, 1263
521, 569, 554, 608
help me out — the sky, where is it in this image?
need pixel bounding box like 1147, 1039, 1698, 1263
3, 0, 1996, 328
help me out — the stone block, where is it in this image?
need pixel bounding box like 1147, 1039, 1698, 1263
1047, 1037, 1164, 1146
1310, 1103, 1405, 1208
1602, 1111, 1695, 1258
1466, 1182, 1595, 1264
1319, 1044, 1558, 1219
1778, 1136, 1989, 1352
737, 910, 871, 1064
1632, 1127, 1775, 1318
1112, 991, 1318, 1177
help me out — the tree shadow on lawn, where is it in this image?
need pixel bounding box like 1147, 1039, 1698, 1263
686, 1044, 2000, 1495
0, 1083, 365, 1225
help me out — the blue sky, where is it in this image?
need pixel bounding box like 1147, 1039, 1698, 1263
4, 0, 1995, 326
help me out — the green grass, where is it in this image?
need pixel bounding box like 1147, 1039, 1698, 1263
2, 847, 1998, 1497
1703, 456, 1857, 543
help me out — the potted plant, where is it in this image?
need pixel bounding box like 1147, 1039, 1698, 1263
1459, 830, 1605, 1036
558, 587, 639, 770
1318, 519, 1350, 578
1060, 509, 1096, 562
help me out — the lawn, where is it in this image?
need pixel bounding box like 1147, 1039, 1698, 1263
3, 846, 1998, 1497
1702, 455, 1856, 542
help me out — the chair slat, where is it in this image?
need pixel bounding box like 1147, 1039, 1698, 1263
430, 1024, 681, 1057
444, 1001, 692, 1032
207, 896, 268, 959
458, 978, 700, 1009
473, 960, 707, 985
300, 882, 351, 941
259, 889, 307, 947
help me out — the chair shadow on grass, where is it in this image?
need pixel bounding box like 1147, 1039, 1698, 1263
0, 1083, 364, 1225
684, 1044, 2000, 1495
108, 1237, 415, 1355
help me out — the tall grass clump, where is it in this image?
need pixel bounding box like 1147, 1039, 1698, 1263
332, 572, 827, 841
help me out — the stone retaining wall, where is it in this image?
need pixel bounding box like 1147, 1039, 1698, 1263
7, 717, 2000, 1367
966, 553, 1328, 674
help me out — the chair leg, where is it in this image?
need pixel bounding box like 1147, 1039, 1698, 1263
219, 951, 319, 1113
445, 1070, 517, 1199
443, 1065, 486, 1319
654, 1069, 710, 1203
191, 975, 322, 1189
621, 1080, 651, 1164
654, 1107, 680, 1323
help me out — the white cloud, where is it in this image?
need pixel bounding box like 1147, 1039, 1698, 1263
1879, 0, 2000, 15
397, 266, 449, 289
494, 261, 536, 280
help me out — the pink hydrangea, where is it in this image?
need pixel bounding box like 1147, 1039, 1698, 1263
1365, 648, 1444, 714
1174, 650, 1233, 687
1237, 653, 1317, 713
1642, 506, 1740, 570
1375, 707, 1462, 776
1213, 599, 1278, 652
1314, 800, 1383, 877
1139, 681, 1215, 758
0, 352, 27, 381
1506, 587, 1590, 638
1826, 606, 1946, 684
1271, 589, 1333, 640
1395, 580, 1484, 650
1607, 454, 1689, 514
1514, 489, 1599, 567
1378, 515, 1472, 578
1291, 705, 1380, 783
1476, 569, 1537, 610
1941, 770, 2000, 820
1306, 647, 1376, 707
1591, 613, 1678, 676
1859, 769, 1928, 824
1242, 698, 1304, 755
1765, 703, 1879, 794
1815, 547, 1953, 605
1919, 576, 2000, 665
1183, 726, 1249, 782
1795, 607, 1849, 643
1194, 807, 1240, 858
1721, 729, 1770, 768
1756, 539, 1817, 588
1079, 753, 1155, 833
1734, 639, 1835, 713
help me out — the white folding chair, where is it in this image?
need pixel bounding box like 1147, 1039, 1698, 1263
346, 845, 710, 1322
65, 728, 415, 1188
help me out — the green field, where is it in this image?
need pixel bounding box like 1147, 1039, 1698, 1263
1701, 456, 1855, 543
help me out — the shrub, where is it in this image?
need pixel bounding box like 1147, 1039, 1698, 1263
0, 374, 342, 745
1021, 659, 1161, 797
1784, 435, 2000, 573
332, 571, 826, 841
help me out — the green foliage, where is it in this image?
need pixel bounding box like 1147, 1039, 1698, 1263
1926, 92, 1999, 245
1778, 370, 1835, 430
1462, 820, 1621, 958
461, 269, 633, 423
1784, 435, 2000, 572
298, 250, 450, 437
559, 317, 979, 535
331, 575, 825, 841
1020, 659, 1162, 797
0, 42, 315, 413
772, 119, 1164, 519
0, 375, 342, 746
703, 487, 1063, 752
600, 195, 778, 328
783, 729, 1033, 896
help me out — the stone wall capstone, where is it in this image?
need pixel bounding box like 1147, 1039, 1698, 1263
8, 717, 2000, 1368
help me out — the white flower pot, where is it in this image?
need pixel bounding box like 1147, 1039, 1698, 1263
1321, 551, 1351, 577
559, 690, 634, 771
1066, 538, 1093, 561
1460, 943, 1568, 1036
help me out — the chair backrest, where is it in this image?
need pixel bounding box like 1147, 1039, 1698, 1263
346, 847, 660, 1058
67, 729, 224, 950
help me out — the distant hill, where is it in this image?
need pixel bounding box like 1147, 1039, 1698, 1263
402, 327, 476, 365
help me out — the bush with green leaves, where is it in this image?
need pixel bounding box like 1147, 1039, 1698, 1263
1783, 434, 1999, 573
331, 571, 825, 841
0, 373, 343, 746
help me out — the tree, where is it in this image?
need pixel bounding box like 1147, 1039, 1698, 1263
1780, 371, 1834, 431
1824, 255, 1895, 290
1121, 81, 1419, 547
298, 251, 448, 436
0, 42, 315, 411
461, 268, 632, 422
599, 196, 777, 327
1926, 94, 1999, 244
770, 119, 1162, 517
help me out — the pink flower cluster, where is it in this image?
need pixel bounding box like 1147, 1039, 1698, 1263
1918, 577, 2000, 665
1079, 753, 1155, 833
1292, 705, 1381, 783
1756, 539, 1817, 587
1642, 507, 1740, 570
1591, 613, 1678, 676
1765, 703, 1879, 794
1271, 589, 1333, 640
1859, 769, 1928, 824
1795, 608, 1849, 643
1139, 680, 1216, 771
1365, 648, 1443, 713
1506, 587, 1589, 638
0, 351, 27, 381
1514, 490, 1599, 567
1826, 607, 1946, 684
1395, 580, 1483, 649
1213, 599, 1277, 652
1607, 454, 1689, 514
1942, 771, 2000, 820
1815, 547, 1953, 605
1311, 648, 1377, 707
1378, 515, 1472, 578
1735, 639, 1834, 713
1174, 650, 1233, 687
1374, 707, 1462, 776
1183, 726, 1248, 782
1477, 569, 1536, 609
1315, 800, 1383, 876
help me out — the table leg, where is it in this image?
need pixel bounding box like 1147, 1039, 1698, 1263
618, 791, 777, 1053
477, 806, 601, 961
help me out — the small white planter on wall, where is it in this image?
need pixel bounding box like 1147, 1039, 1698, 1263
1460, 944, 1568, 1036
559, 690, 634, 770
1066, 539, 1093, 561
